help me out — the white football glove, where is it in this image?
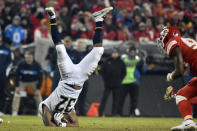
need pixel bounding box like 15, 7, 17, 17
53, 113, 67, 127
45, 7, 56, 19
166, 73, 173, 82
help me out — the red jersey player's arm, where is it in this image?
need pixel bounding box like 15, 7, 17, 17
42, 105, 57, 127
170, 46, 184, 79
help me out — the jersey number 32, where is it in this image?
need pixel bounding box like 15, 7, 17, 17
55, 95, 77, 113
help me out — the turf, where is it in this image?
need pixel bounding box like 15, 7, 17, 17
0, 116, 192, 131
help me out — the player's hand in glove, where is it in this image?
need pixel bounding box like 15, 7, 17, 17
45, 7, 56, 19
53, 112, 67, 127
166, 73, 173, 82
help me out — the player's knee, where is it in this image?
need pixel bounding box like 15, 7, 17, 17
176, 95, 187, 105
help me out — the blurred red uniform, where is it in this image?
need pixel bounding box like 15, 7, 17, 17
165, 37, 197, 76
161, 27, 197, 123
159, 26, 197, 130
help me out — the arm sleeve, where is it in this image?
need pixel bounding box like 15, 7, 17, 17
136, 60, 146, 74
165, 40, 178, 56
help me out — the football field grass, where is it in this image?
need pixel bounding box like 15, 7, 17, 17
0, 116, 193, 131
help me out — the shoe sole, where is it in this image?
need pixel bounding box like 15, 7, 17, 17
92, 7, 113, 17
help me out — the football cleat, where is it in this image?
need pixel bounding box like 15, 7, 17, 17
12, 112, 18, 116
45, 7, 56, 19
92, 6, 113, 22
171, 121, 196, 131
164, 86, 175, 101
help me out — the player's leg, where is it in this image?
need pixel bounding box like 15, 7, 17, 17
117, 84, 128, 116
30, 81, 42, 115
78, 7, 113, 75
12, 82, 26, 116
111, 87, 120, 116
129, 83, 139, 116
98, 87, 111, 116
45, 7, 74, 79
171, 77, 197, 131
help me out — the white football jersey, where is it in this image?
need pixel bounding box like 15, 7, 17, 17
39, 80, 81, 115
39, 45, 104, 115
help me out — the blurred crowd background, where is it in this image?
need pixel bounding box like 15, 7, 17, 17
0, 0, 197, 117
1, 0, 197, 46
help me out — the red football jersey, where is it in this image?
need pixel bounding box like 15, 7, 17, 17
165, 37, 197, 76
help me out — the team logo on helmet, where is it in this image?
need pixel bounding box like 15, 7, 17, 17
157, 26, 180, 52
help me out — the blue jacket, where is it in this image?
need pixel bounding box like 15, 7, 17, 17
0, 44, 12, 75
4, 24, 25, 46
15, 60, 43, 89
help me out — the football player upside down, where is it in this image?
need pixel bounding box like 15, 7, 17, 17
158, 26, 197, 131
38, 6, 113, 127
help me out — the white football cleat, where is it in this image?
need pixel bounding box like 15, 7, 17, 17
164, 86, 174, 101
171, 120, 196, 131
0, 112, 5, 116
45, 7, 56, 19
93, 6, 113, 22
12, 112, 18, 116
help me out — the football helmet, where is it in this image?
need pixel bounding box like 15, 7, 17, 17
157, 26, 181, 49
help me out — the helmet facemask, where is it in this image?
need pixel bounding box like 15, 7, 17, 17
157, 27, 169, 48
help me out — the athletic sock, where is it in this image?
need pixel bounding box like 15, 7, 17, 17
50, 18, 62, 45
93, 21, 103, 45
177, 100, 193, 121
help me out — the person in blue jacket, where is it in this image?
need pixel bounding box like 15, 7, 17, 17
0, 34, 12, 114
4, 16, 25, 46
12, 51, 43, 116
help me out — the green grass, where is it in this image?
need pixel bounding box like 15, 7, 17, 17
0, 116, 191, 131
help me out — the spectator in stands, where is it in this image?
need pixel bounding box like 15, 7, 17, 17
59, 6, 71, 33
0, 0, 4, 13
116, 8, 133, 32
115, 0, 134, 13
12, 51, 43, 116
4, 16, 25, 46
1, 5, 12, 30
0, 34, 12, 115
21, 17, 32, 44
91, 0, 106, 13
117, 46, 146, 116
99, 49, 126, 116
103, 14, 116, 40
132, 15, 142, 32
142, 4, 153, 22
193, 15, 197, 40
34, 18, 53, 69
71, 11, 93, 39
81, 12, 94, 39
146, 19, 156, 41
30, 1, 46, 39
133, 22, 151, 43
116, 19, 132, 41
154, 1, 165, 17
20, 5, 31, 18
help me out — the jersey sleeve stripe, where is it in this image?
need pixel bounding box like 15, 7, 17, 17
166, 40, 177, 55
